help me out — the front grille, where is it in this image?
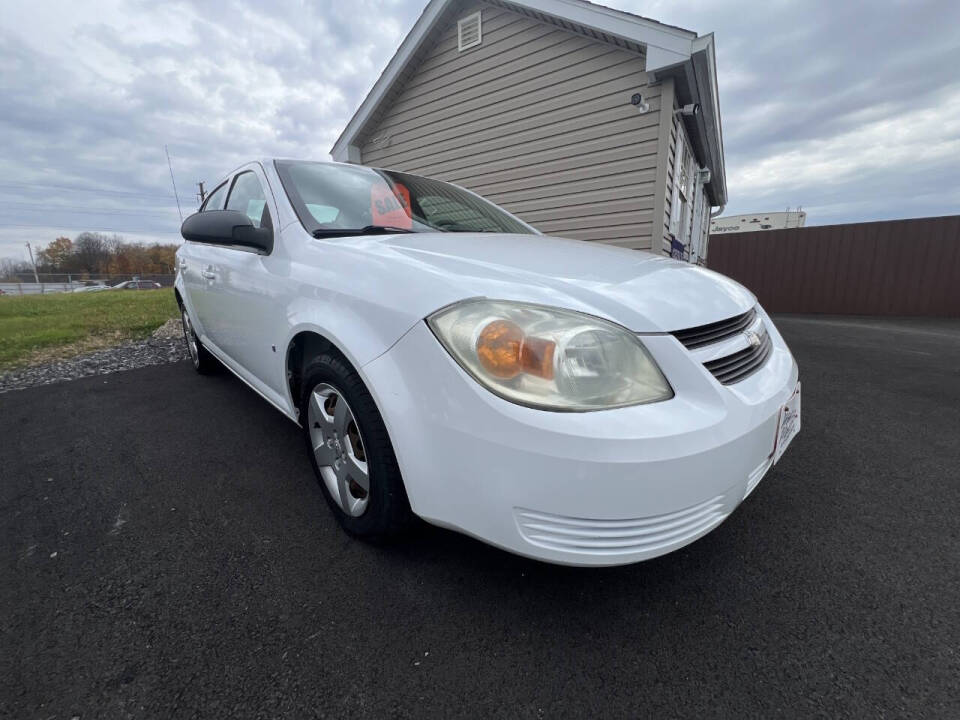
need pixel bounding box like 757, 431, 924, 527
703, 330, 773, 384
671, 306, 774, 385
672, 308, 757, 349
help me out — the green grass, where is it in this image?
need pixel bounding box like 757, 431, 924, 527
0, 290, 179, 370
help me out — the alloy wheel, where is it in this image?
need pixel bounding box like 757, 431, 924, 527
307, 383, 370, 517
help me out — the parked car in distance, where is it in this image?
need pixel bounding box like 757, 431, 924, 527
174, 159, 801, 566
72, 283, 110, 293
112, 280, 162, 290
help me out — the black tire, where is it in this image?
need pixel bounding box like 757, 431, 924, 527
299, 352, 413, 538
179, 304, 219, 374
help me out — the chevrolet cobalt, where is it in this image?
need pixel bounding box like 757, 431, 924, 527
174, 159, 800, 566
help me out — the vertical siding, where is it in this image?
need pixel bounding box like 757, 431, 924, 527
698, 198, 711, 265
661, 99, 683, 255
659, 103, 710, 259
357, 1, 660, 249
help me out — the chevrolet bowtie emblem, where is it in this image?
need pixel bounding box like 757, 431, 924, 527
745, 328, 763, 348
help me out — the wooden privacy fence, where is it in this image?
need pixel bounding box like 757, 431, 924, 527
706, 215, 960, 316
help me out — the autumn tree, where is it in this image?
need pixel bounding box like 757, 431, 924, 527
36, 236, 73, 271
27, 232, 180, 276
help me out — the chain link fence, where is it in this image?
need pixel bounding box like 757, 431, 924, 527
0, 273, 176, 296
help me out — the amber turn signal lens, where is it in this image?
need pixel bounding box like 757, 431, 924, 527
520, 335, 555, 380
476, 320, 523, 378
476, 320, 555, 380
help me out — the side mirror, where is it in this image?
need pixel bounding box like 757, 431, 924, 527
180, 210, 273, 254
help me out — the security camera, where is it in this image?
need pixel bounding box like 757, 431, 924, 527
676, 103, 701, 117
630, 93, 650, 114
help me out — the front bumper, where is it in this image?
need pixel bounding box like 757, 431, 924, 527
361, 309, 799, 566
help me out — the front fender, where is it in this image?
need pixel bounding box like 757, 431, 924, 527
281, 297, 421, 413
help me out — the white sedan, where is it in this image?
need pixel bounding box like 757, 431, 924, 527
111, 280, 163, 290
72, 284, 110, 292
174, 159, 800, 566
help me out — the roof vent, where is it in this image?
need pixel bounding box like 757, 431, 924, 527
458, 11, 482, 51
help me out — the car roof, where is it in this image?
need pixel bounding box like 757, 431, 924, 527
207, 158, 353, 192
207, 158, 393, 196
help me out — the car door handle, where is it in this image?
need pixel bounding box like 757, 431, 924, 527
179, 259, 187, 270
201, 270, 216, 280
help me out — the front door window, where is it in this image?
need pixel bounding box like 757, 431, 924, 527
226, 172, 272, 229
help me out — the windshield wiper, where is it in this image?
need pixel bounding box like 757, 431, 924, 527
312, 225, 417, 238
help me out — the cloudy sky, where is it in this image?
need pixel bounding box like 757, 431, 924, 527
1, 0, 958, 263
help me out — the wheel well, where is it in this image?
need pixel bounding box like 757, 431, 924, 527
286, 331, 354, 414
174, 288, 183, 307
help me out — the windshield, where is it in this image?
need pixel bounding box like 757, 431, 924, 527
274, 160, 537, 236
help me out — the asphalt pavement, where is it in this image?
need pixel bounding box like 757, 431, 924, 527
2, 316, 959, 718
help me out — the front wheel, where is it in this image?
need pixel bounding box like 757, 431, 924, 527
300, 353, 413, 538
180, 305, 218, 374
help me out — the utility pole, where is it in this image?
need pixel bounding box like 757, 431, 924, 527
25, 242, 40, 284
197, 181, 206, 206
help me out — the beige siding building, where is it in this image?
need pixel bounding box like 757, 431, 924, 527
332, 0, 725, 263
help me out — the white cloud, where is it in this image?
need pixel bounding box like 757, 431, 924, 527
732, 86, 960, 196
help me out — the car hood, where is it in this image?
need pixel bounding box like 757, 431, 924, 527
331, 232, 756, 333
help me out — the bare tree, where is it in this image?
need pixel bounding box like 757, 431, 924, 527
0, 257, 33, 281
72, 232, 112, 274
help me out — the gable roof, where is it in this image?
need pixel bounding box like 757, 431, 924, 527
330, 0, 726, 205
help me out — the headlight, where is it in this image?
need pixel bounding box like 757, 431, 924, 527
427, 299, 673, 411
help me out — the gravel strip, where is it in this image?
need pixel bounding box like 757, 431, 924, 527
151, 317, 183, 340
0, 321, 189, 394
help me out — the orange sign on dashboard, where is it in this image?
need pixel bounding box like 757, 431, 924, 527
370, 183, 412, 229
